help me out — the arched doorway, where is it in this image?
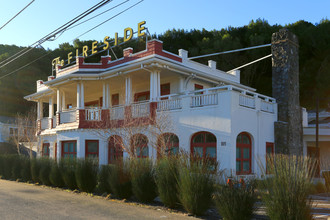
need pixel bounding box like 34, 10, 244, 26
108, 135, 123, 164
190, 132, 216, 160
236, 132, 252, 175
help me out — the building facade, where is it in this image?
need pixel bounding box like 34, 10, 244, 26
25, 39, 277, 176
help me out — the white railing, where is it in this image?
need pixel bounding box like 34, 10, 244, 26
52, 116, 57, 128
41, 118, 49, 130
157, 98, 182, 111
261, 100, 274, 113
239, 94, 255, 109
191, 93, 218, 107
85, 108, 101, 121
110, 105, 125, 120
60, 109, 77, 124
132, 101, 150, 118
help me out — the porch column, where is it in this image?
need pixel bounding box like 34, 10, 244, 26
106, 83, 110, 108
61, 91, 66, 111
125, 77, 132, 105
56, 89, 61, 112
102, 83, 106, 109
150, 71, 160, 101
37, 100, 43, 119
80, 82, 85, 109
49, 97, 54, 118
77, 83, 81, 109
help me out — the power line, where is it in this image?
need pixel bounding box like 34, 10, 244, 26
227, 54, 272, 72
0, 0, 35, 31
0, 0, 144, 80
0, 0, 112, 69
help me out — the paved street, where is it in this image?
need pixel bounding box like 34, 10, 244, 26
0, 179, 197, 220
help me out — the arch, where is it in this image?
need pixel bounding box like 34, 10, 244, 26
108, 135, 123, 164
131, 134, 148, 158
236, 132, 252, 175
157, 133, 179, 158
190, 131, 217, 160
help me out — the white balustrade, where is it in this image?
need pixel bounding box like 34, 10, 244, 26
131, 102, 150, 118
191, 93, 218, 107
157, 98, 182, 111
85, 107, 102, 121
52, 116, 57, 128
239, 94, 255, 109
261, 100, 274, 113
110, 105, 125, 120
40, 118, 49, 130
60, 109, 77, 124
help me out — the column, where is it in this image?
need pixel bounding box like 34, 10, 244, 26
106, 83, 110, 108
49, 97, 54, 118
102, 83, 106, 109
61, 91, 66, 111
150, 71, 161, 101
77, 83, 80, 109
125, 77, 132, 105
80, 82, 85, 109
57, 89, 62, 112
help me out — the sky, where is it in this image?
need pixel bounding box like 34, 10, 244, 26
0, 0, 329, 50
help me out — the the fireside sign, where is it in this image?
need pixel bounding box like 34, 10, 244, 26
52, 21, 147, 67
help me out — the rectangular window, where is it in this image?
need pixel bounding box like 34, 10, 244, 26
160, 83, 170, 99
112, 93, 119, 106
61, 141, 77, 159
42, 143, 50, 157
134, 91, 150, 102
194, 84, 203, 95
85, 140, 99, 159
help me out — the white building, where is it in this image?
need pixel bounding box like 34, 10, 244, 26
25, 39, 278, 176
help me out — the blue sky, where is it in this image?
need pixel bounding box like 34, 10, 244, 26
0, 0, 329, 50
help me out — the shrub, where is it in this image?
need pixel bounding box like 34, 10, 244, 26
97, 165, 112, 194
49, 160, 64, 187
323, 171, 330, 192
2, 155, 15, 179
259, 154, 315, 220
155, 156, 180, 208
60, 158, 78, 190
177, 157, 215, 215
39, 158, 52, 186
108, 160, 132, 199
214, 179, 257, 220
130, 158, 157, 203
11, 155, 22, 180
20, 156, 31, 182
75, 159, 98, 193
31, 158, 41, 183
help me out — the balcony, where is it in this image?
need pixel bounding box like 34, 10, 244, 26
37, 85, 276, 132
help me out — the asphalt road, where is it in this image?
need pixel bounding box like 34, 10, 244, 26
0, 179, 197, 220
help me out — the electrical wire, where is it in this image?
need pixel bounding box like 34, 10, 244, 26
0, 0, 144, 80
0, 0, 35, 31
0, 0, 112, 68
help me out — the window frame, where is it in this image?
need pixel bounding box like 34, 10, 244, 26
42, 143, 50, 157
266, 142, 274, 174
85, 140, 99, 159
61, 140, 77, 159
134, 91, 150, 102
236, 132, 252, 175
190, 131, 217, 160
131, 134, 149, 158
108, 135, 123, 164
111, 93, 119, 106
157, 133, 179, 159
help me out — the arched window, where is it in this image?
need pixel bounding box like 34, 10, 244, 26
236, 132, 252, 175
157, 133, 179, 158
131, 134, 148, 158
108, 135, 123, 164
191, 132, 216, 160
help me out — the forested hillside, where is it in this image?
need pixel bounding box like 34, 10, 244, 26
0, 19, 329, 116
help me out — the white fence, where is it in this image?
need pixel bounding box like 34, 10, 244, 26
191, 93, 218, 107
85, 108, 101, 121
261, 100, 274, 113
132, 102, 150, 118
239, 94, 255, 109
110, 105, 125, 120
157, 98, 182, 111
60, 110, 77, 124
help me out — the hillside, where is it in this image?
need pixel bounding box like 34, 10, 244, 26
0, 19, 329, 116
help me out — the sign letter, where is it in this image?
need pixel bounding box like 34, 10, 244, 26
103, 36, 110, 50
82, 45, 88, 57
67, 52, 73, 64
92, 41, 98, 55
124, 27, 133, 42
138, 21, 146, 37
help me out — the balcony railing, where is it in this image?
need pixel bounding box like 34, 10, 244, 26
261, 100, 274, 113
157, 98, 182, 111
110, 105, 125, 120
131, 101, 150, 118
191, 93, 218, 107
239, 94, 255, 109
60, 109, 77, 124
41, 118, 49, 130
85, 107, 101, 121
